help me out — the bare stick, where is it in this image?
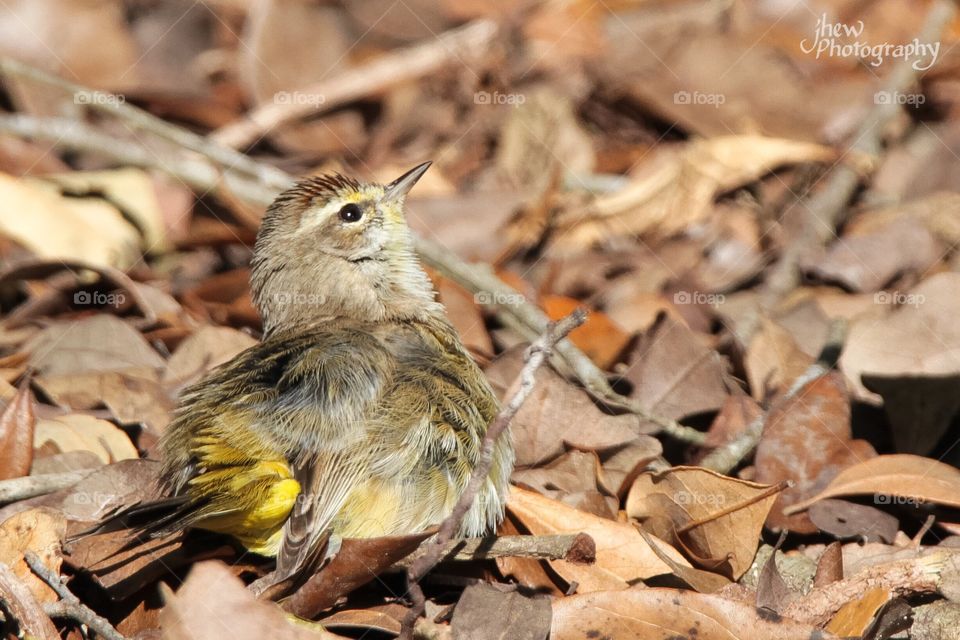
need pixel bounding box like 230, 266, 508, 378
0, 56, 290, 189
0, 470, 92, 505
24, 552, 127, 640
395, 533, 595, 567
0, 563, 59, 640
211, 20, 497, 149
399, 310, 587, 640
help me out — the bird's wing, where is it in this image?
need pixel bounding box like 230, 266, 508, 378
257, 328, 396, 588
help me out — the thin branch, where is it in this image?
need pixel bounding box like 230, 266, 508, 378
0, 563, 59, 640
210, 20, 497, 149
0, 470, 92, 505
399, 310, 586, 640
394, 533, 596, 567
24, 552, 127, 640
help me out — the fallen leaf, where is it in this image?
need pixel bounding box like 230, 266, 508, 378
745, 318, 814, 401
754, 372, 876, 533
825, 586, 891, 636
507, 367, 641, 467
508, 485, 688, 592
162, 326, 257, 391
436, 277, 494, 355
512, 450, 600, 497
551, 588, 839, 640
34, 414, 138, 465
813, 542, 843, 588
597, 438, 663, 499
626, 466, 780, 579
451, 582, 551, 640
160, 561, 346, 640
622, 314, 731, 425
27, 315, 165, 377
0, 382, 35, 480
0, 508, 65, 604
786, 454, 960, 514
808, 499, 898, 543
542, 295, 630, 369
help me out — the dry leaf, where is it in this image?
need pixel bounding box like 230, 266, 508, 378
34, 414, 138, 464
508, 486, 688, 592
824, 586, 891, 636
0, 382, 35, 480
623, 314, 731, 424
542, 295, 630, 369
162, 326, 258, 390
786, 454, 960, 514
451, 582, 551, 640
745, 318, 814, 401
551, 588, 839, 640
754, 372, 876, 533
546, 135, 836, 249
627, 466, 780, 579
507, 367, 641, 467
0, 508, 65, 604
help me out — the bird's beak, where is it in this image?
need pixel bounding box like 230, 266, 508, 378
383, 161, 432, 202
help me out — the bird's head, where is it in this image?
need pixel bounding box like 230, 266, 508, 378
250, 162, 441, 335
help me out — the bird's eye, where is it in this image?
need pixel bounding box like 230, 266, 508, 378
338, 203, 363, 223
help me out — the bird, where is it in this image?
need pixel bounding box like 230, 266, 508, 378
136, 162, 513, 590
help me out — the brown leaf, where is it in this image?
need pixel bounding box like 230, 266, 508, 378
0, 508, 65, 604
0, 381, 35, 480
702, 394, 762, 450
551, 588, 839, 640
745, 319, 814, 401
808, 499, 898, 544
507, 367, 641, 467
160, 561, 347, 640
626, 467, 780, 579
754, 372, 876, 533
281, 532, 432, 618
542, 295, 629, 369
27, 315, 165, 376
824, 586, 891, 637
623, 314, 731, 424
436, 277, 493, 356
814, 542, 843, 588
597, 439, 663, 499
162, 326, 258, 391
34, 414, 138, 464
786, 454, 960, 514
451, 582, 551, 640
508, 486, 688, 592
512, 450, 600, 497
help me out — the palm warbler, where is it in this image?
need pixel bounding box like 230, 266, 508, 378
152, 163, 513, 586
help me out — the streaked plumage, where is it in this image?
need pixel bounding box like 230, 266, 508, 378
148, 163, 513, 587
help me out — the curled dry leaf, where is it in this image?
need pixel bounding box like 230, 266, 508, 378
551, 588, 839, 640
754, 372, 876, 533
544, 135, 836, 249
0, 171, 141, 269
0, 507, 65, 604
0, 382, 35, 480
785, 454, 960, 515
35, 413, 138, 464
507, 486, 689, 592
626, 466, 781, 579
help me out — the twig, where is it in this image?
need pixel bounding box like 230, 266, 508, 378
399, 310, 587, 640
0, 470, 92, 505
24, 552, 127, 640
743, 0, 955, 341
0, 56, 290, 189
0, 65, 703, 446
394, 533, 595, 567
210, 20, 497, 149
700, 319, 847, 473
0, 563, 59, 640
